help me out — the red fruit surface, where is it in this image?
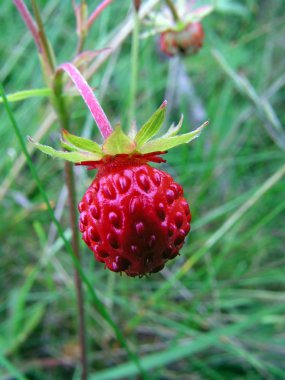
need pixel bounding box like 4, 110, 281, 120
78, 156, 191, 276
159, 22, 205, 57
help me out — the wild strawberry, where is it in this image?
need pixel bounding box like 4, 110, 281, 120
145, 1, 213, 57
31, 63, 207, 276
77, 155, 191, 276
159, 22, 204, 57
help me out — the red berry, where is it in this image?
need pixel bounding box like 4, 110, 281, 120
159, 22, 205, 57
78, 155, 191, 276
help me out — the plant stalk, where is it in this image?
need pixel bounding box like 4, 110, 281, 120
64, 162, 88, 380
165, 0, 180, 22
128, 5, 140, 129
1, 85, 145, 379
30, 0, 55, 75
53, 77, 88, 380
27, 3, 87, 376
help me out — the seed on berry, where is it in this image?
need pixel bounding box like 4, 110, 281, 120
102, 183, 116, 200
148, 234, 156, 249
175, 212, 184, 228
168, 224, 175, 237
115, 174, 131, 193
90, 204, 100, 220
79, 222, 85, 233
85, 191, 93, 205
88, 226, 100, 242
130, 197, 142, 215
107, 233, 119, 249
137, 173, 150, 192
96, 247, 109, 258
78, 201, 85, 212
109, 211, 122, 229
135, 222, 145, 237
131, 244, 139, 255
80, 212, 88, 226
153, 171, 161, 186
156, 202, 166, 220
166, 189, 175, 204
174, 234, 184, 247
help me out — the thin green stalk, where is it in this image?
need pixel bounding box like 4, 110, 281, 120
128, 5, 140, 129
53, 74, 88, 379
31, 0, 55, 75
165, 0, 180, 22
29, 2, 88, 374
64, 160, 88, 380
0, 85, 146, 379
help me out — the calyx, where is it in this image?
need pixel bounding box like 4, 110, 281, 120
29, 100, 207, 166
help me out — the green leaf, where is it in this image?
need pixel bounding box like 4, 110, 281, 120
29, 137, 102, 162
140, 121, 208, 153
134, 101, 167, 147
103, 126, 136, 155
62, 129, 103, 154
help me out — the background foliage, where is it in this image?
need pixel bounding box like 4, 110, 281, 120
1, 0, 285, 379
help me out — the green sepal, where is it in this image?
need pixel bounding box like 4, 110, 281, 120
62, 129, 102, 154
140, 121, 208, 154
134, 101, 167, 147
160, 115, 183, 139
60, 139, 79, 152
28, 137, 102, 162
185, 5, 214, 24
102, 125, 136, 155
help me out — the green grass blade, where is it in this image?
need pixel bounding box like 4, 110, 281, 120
0, 354, 28, 380
0, 88, 51, 103
90, 304, 285, 380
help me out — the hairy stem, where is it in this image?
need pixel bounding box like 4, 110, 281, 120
57, 63, 113, 139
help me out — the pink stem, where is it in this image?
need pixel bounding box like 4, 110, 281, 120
13, 0, 42, 52
57, 63, 113, 139
86, 0, 113, 30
